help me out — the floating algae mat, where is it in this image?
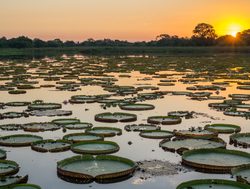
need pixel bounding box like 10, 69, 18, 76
63, 133, 104, 143
140, 130, 173, 139
160, 138, 226, 153
57, 155, 136, 183
0, 159, 19, 176
182, 148, 250, 173
205, 123, 241, 134
119, 103, 155, 111
95, 112, 137, 122
9, 184, 41, 189
230, 133, 250, 148
71, 141, 120, 155
0, 134, 43, 147
176, 179, 250, 189
31, 140, 71, 153
232, 164, 250, 184
85, 127, 122, 137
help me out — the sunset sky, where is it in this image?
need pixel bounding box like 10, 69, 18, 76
0, 0, 250, 41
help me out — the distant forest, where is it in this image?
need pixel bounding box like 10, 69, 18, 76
1, 23, 250, 48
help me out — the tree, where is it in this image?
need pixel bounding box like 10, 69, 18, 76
33, 38, 47, 48
8, 36, 33, 48
216, 35, 236, 46
192, 23, 217, 45
237, 29, 250, 45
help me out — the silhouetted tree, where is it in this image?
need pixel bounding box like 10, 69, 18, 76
192, 23, 217, 45
216, 35, 236, 46
33, 38, 47, 48
237, 29, 250, 45
8, 36, 33, 48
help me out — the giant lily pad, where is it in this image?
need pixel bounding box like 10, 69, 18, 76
31, 139, 71, 153
0, 134, 43, 147
230, 133, 250, 148
147, 116, 182, 125
177, 179, 250, 189
182, 148, 250, 173
205, 123, 241, 134
57, 155, 136, 183
63, 133, 104, 143
71, 141, 120, 155
85, 127, 122, 137
95, 112, 137, 123
119, 103, 155, 111
139, 130, 173, 139
232, 164, 250, 184
0, 159, 19, 176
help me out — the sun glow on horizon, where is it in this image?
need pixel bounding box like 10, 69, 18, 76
227, 24, 242, 37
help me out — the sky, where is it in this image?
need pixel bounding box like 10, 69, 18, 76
0, 0, 250, 41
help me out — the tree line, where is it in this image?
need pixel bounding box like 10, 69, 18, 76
0, 23, 250, 48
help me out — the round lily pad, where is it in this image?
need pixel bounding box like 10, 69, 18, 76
95, 112, 137, 123
9, 184, 41, 189
0, 159, 19, 176
64, 122, 93, 130
31, 139, 71, 153
0, 149, 6, 159
21, 122, 60, 132
147, 116, 182, 125
124, 124, 160, 132
175, 128, 218, 139
0, 124, 21, 131
0, 134, 43, 147
182, 148, 250, 173
8, 90, 27, 95
28, 110, 72, 117
1, 112, 24, 119
167, 111, 193, 117
85, 127, 122, 137
177, 179, 250, 189
205, 123, 241, 134
63, 133, 104, 143
71, 141, 120, 155
57, 155, 136, 183
160, 138, 226, 153
139, 130, 173, 139
230, 133, 250, 148
28, 103, 62, 110
119, 103, 155, 111
5, 102, 30, 107
52, 118, 80, 125
0, 175, 28, 187
232, 164, 250, 184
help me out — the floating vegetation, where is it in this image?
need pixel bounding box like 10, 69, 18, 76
63, 133, 104, 143
28, 110, 72, 117
167, 111, 193, 118
230, 133, 250, 148
119, 103, 155, 111
182, 148, 250, 173
71, 141, 120, 155
0, 134, 43, 147
204, 123, 241, 134
27, 102, 62, 110
8, 90, 27, 95
124, 124, 160, 132
85, 127, 122, 137
0, 149, 6, 159
176, 179, 250, 189
31, 139, 71, 153
95, 112, 137, 123
160, 138, 226, 154
52, 118, 80, 125
0, 175, 28, 187
9, 184, 42, 189
232, 164, 250, 185
57, 155, 136, 183
0, 112, 26, 119
175, 127, 218, 139
63, 122, 93, 130
5, 101, 31, 107
139, 130, 173, 139
0, 159, 19, 176
0, 124, 21, 131
147, 116, 182, 125
21, 122, 60, 132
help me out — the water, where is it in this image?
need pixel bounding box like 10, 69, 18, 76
0, 54, 250, 188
